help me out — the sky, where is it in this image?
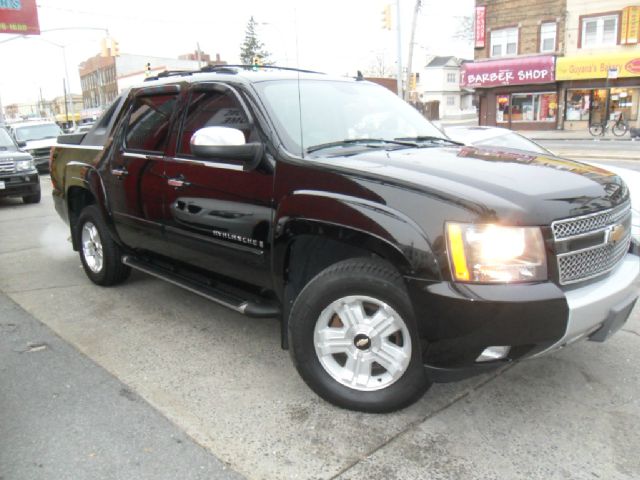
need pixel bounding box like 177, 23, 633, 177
0, 0, 473, 106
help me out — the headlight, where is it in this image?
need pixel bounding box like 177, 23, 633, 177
446, 223, 547, 283
16, 159, 34, 171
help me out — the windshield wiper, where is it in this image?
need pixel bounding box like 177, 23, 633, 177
306, 138, 418, 154
395, 136, 464, 146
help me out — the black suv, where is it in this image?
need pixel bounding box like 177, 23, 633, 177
0, 126, 40, 204
51, 67, 639, 412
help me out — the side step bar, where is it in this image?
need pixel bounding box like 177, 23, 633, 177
122, 255, 280, 318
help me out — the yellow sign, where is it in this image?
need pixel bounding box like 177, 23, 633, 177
556, 52, 640, 80
621, 6, 640, 44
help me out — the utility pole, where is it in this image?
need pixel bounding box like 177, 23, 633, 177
404, 0, 422, 102
395, 0, 403, 97
62, 79, 69, 127
196, 42, 202, 69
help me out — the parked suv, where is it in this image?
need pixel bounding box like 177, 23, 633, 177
50, 67, 639, 412
0, 126, 40, 204
9, 120, 62, 172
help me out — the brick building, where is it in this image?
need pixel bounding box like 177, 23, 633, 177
462, 0, 567, 130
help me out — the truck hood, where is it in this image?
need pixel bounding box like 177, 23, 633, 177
317, 145, 629, 225
0, 149, 32, 161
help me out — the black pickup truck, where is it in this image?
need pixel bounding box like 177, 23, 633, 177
51, 67, 640, 412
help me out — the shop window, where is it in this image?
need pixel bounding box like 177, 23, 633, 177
540, 22, 556, 52
496, 93, 557, 123
565, 90, 592, 121
610, 88, 638, 121
581, 14, 618, 48
490, 28, 518, 57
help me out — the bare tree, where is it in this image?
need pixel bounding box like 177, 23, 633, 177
453, 15, 474, 43
365, 52, 392, 77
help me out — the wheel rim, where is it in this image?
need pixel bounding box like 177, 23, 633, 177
81, 222, 104, 273
313, 295, 412, 392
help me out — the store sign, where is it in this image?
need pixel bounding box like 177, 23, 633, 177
556, 53, 640, 80
621, 6, 640, 44
0, 0, 40, 35
461, 56, 555, 88
475, 6, 486, 49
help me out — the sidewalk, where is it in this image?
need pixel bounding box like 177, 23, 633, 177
516, 129, 640, 141
0, 292, 244, 480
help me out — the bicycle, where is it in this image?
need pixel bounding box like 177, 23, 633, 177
589, 112, 629, 137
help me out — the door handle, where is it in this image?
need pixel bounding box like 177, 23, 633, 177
167, 177, 190, 188
111, 167, 128, 177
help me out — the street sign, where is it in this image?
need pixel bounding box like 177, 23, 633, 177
0, 0, 40, 35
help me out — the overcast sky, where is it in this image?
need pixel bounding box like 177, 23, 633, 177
0, 0, 473, 106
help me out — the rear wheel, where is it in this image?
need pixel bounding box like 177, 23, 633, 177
288, 258, 429, 413
589, 123, 604, 136
77, 205, 130, 286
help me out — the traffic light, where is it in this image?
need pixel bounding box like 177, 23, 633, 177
145, 62, 151, 77
409, 73, 417, 90
111, 39, 120, 57
382, 4, 392, 30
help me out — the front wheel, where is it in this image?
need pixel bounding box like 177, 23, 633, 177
76, 205, 130, 286
612, 122, 628, 136
22, 190, 41, 204
288, 258, 430, 413
589, 123, 604, 136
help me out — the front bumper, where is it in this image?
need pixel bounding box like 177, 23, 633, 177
406, 252, 640, 382
0, 172, 40, 198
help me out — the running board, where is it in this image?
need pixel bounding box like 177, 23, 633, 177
122, 255, 280, 318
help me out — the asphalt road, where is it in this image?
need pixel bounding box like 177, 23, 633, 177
1, 176, 639, 480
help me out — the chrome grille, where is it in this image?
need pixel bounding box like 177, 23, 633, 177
554, 203, 632, 285
0, 160, 15, 173
31, 147, 52, 159
552, 202, 630, 240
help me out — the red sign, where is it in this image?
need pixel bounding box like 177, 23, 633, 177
461, 55, 555, 88
475, 6, 486, 49
0, 0, 40, 35
626, 58, 640, 74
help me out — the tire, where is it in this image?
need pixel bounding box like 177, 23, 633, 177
22, 190, 41, 204
76, 205, 131, 286
612, 123, 628, 137
288, 258, 430, 413
589, 124, 603, 136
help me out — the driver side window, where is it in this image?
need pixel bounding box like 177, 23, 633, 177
179, 89, 251, 156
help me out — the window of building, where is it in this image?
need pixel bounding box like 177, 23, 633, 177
540, 22, 557, 52
496, 92, 557, 123
446, 96, 455, 106
490, 27, 518, 57
581, 14, 618, 48
178, 88, 251, 156
446, 72, 456, 83
124, 93, 177, 153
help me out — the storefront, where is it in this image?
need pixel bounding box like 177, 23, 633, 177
461, 55, 558, 130
556, 52, 640, 130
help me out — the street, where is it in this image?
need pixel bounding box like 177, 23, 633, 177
1, 162, 639, 480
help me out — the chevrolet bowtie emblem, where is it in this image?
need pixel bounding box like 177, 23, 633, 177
606, 224, 626, 245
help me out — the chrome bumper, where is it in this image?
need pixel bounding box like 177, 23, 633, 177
535, 253, 640, 356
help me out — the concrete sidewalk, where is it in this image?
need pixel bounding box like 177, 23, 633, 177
517, 129, 640, 141
0, 292, 244, 480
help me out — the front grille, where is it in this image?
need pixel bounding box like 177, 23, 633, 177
552, 202, 630, 240
31, 147, 51, 159
553, 203, 632, 285
0, 160, 15, 173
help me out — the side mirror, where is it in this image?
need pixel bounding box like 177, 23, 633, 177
190, 126, 263, 166
17, 140, 27, 148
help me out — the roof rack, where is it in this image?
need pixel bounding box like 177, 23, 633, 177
143, 64, 325, 83
143, 70, 195, 82
199, 64, 325, 75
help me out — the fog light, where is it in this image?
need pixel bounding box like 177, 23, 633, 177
476, 346, 510, 362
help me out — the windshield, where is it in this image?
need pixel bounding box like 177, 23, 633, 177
14, 123, 62, 142
0, 128, 16, 149
474, 132, 550, 155
254, 79, 446, 156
